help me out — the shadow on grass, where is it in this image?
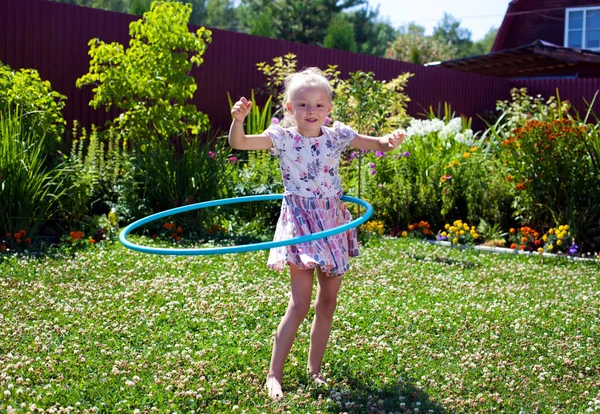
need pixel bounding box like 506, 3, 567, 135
310, 374, 448, 414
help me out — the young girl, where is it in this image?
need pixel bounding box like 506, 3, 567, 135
229, 67, 404, 399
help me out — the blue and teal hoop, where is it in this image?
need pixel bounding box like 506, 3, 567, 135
119, 194, 372, 256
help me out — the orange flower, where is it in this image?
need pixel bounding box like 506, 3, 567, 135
5, 233, 11, 239
19, 230, 26, 236
0, 244, 7, 251
14, 233, 21, 239
519, 245, 525, 250
521, 237, 527, 243
510, 243, 517, 249
25, 238, 32, 245
177, 226, 183, 234
89, 238, 96, 244
163, 223, 171, 230
509, 228, 515, 234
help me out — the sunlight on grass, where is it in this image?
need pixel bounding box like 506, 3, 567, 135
1, 239, 598, 413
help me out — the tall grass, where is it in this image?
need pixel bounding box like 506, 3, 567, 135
0, 108, 66, 237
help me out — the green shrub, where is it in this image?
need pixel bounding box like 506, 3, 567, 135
498, 119, 600, 248
76, 0, 212, 146
0, 61, 66, 151
0, 108, 67, 239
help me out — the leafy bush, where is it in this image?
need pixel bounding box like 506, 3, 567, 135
0, 61, 66, 152
499, 119, 600, 248
76, 0, 212, 146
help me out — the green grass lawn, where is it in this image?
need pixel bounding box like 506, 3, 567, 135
1, 238, 599, 413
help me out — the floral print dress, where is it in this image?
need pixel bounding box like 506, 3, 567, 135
265, 121, 360, 277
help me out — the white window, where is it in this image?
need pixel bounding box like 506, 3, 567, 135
565, 7, 600, 50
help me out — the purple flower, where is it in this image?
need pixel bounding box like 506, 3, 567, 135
228, 156, 239, 164
271, 117, 280, 125
349, 151, 359, 161
369, 163, 376, 168
207, 151, 215, 158
568, 244, 579, 255
375, 151, 386, 158
403, 151, 411, 157
324, 116, 331, 126
437, 234, 447, 241
370, 169, 376, 175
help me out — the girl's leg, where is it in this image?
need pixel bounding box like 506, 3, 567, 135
266, 263, 314, 398
307, 269, 342, 381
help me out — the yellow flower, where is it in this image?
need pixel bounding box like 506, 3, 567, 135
470, 146, 478, 152
401, 231, 408, 237
548, 244, 554, 251
538, 247, 544, 253
445, 223, 450, 230
463, 152, 471, 158
549, 228, 555, 235
463, 224, 469, 230
459, 230, 465, 236
441, 231, 447, 237
564, 224, 569, 230
543, 235, 548, 242
557, 239, 562, 246
453, 237, 459, 244
473, 233, 479, 239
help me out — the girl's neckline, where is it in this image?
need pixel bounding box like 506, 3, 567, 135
292, 126, 324, 139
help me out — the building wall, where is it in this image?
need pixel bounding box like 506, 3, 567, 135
494, 0, 600, 50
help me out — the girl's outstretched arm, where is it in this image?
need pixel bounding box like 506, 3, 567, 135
350, 130, 405, 152
229, 97, 273, 151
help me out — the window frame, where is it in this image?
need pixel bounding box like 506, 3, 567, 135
565, 6, 600, 50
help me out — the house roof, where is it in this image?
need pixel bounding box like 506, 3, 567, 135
427, 40, 600, 78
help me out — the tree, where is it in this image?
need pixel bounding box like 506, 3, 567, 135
347, 5, 396, 57
433, 13, 473, 59
386, 23, 455, 64
324, 14, 357, 52
76, 1, 212, 145
238, 0, 366, 46
470, 27, 499, 56
205, 0, 238, 31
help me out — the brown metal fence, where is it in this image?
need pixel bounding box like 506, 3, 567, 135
2, 0, 600, 135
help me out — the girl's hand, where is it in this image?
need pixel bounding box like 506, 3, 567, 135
231, 97, 252, 122
384, 130, 405, 150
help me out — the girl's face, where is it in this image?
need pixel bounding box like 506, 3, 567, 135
286, 86, 332, 137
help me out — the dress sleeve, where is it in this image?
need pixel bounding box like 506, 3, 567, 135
264, 124, 285, 156
332, 121, 357, 151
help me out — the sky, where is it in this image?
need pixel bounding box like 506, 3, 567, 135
369, 0, 511, 41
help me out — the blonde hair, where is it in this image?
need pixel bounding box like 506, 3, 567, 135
282, 67, 332, 112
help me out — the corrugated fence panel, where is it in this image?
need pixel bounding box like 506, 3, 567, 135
515, 78, 600, 118
2, 0, 600, 136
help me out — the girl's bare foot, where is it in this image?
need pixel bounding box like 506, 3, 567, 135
310, 372, 328, 386
265, 375, 283, 399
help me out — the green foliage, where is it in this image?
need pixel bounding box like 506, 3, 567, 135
498, 119, 600, 248
385, 23, 454, 64
238, 0, 366, 45
332, 70, 412, 136
76, 0, 212, 146
0, 108, 67, 238
432, 13, 473, 59
0, 61, 66, 148
134, 130, 235, 215
324, 14, 357, 53
347, 6, 397, 57
60, 122, 138, 226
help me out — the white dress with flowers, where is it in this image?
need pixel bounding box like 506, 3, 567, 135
265, 121, 360, 277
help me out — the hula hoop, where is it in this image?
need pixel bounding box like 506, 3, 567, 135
118, 194, 372, 256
